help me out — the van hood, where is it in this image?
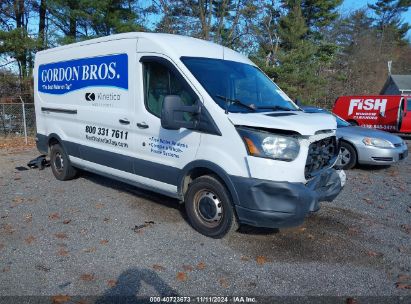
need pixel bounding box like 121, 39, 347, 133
227, 111, 337, 136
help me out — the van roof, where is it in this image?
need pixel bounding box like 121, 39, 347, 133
36, 32, 252, 65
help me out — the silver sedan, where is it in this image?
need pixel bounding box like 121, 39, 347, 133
302, 106, 408, 170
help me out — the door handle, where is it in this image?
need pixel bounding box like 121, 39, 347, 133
137, 122, 149, 129
119, 118, 130, 125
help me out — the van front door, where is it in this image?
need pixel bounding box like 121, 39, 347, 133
131, 55, 202, 195
400, 97, 411, 133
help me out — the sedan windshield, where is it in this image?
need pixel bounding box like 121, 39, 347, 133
334, 114, 351, 128
181, 57, 299, 113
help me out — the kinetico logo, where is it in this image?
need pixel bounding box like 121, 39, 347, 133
38, 54, 128, 95
348, 98, 387, 116
85, 93, 95, 101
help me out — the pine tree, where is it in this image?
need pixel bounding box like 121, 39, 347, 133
274, 2, 322, 101
368, 0, 411, 42
300, 0, 343, 31
154, 0, 259, 51
47, 0, 87, 43
37, 0, 47, 50
86, 0, 144, 36
0, 0, 36, 80
278, 3, 308, 50
368, 0, 411, 28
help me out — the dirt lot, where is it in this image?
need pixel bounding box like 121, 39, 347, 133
0, 141, 410, 302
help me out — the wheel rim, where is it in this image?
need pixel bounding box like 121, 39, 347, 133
337, 147, 351, 166
193, 190, 223, 228
54, 152, 64, 172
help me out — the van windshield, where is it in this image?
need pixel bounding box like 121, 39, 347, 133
181, 57, 299, 113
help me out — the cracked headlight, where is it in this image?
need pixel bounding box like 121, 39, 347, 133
237, 127, 300, 161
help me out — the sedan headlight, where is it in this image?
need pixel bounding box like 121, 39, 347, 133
362, 137, 394, 148
237, 127, 300, 161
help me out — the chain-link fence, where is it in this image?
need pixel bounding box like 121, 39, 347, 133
0, 96, 35, 143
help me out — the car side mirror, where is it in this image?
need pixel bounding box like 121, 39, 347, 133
161, 95, 201, 130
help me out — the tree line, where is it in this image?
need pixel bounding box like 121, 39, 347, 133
0, 0, 410, 107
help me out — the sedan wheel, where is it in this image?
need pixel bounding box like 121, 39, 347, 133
336, 142, 357, 170
337, 147, 351, 166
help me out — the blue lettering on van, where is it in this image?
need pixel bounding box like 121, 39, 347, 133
148, 136, 188, 159
38, 54, 128, 94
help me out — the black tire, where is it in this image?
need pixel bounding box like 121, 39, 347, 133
184, 175, 239, 238
50, 143, 77, 181
337, 141, 357, 170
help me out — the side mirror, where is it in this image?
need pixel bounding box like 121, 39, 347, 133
161, 95, 201, 130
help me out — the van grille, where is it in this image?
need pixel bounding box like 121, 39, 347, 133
305, 136, 338, 179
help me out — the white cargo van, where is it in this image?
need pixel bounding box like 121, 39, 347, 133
34, 33, 345, 238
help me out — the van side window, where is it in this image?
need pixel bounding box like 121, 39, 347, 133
143, 61, 197, 118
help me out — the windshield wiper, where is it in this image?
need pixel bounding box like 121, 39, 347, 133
215, 95, 256, 113
256, 105, 296, 111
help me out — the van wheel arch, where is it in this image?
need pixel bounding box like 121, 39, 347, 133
178, 162, 239, 206
48, 137, 59, 149
47, 134, 65, 152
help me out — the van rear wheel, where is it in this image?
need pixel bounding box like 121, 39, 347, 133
50, 143, 77, 181
185, 175, 239, 238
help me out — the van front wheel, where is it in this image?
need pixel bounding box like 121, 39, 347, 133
50, 143, 77, 181
185, 175, 238, 238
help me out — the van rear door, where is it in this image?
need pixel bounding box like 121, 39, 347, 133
61, 39, 137, 176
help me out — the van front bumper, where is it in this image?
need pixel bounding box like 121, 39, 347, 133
232, 168, 344, 229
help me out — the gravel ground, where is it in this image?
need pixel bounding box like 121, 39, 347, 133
0, 141, 410, 302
